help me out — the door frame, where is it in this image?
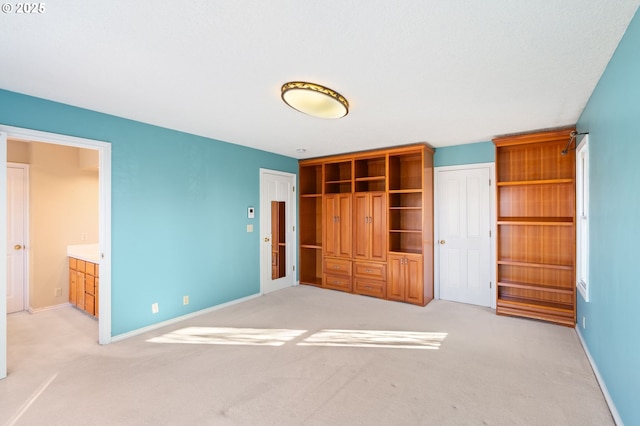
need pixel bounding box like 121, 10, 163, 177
7, 162, 30, 313
1, 125, 112, 380
434, 162, 496, 309
259, 168, 297, 294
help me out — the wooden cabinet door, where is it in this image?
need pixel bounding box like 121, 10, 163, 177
75, 270, 85, 310
95, 277, 99, 318
337, 194, 352, 258
324, 194, 352, 258
387, 254, 404, 301
387, 253, 423, 304
369, 192, 386, 261
69, 265, 77, 305
353, 193, 369, 259
405, 254, 424, 305
324, 195, 338, 257
354, 192, 386, 261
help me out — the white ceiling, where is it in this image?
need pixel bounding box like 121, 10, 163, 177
1, 1, 638, 159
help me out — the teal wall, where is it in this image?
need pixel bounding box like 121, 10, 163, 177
576, 7, 640, 425
0, 89, 297, 336
434, 141, 494, 167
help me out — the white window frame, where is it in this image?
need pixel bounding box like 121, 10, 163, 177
576, 135, 589, 302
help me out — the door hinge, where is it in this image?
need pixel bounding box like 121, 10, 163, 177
489, 230, 492, 237
292, 225, 295, 231
490, 281, 492, 289
292, 186, 295, 192
293, 265, 295, 271
489, 178, 491, 186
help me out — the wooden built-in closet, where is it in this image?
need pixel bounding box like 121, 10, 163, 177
298, 144, 434, 306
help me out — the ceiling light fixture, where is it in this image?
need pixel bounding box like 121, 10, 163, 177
281, 81, 349, 119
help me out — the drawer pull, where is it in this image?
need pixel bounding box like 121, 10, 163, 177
334, 265, 340, 269
365, 286, 372, 290
365, 269, 373, 273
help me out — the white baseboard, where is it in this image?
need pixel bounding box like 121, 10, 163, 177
28, 302, 72, 313
575, 326, 624, 426
111, 293, 262, 343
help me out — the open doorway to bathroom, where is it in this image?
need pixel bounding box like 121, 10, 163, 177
1, 125, 112, 380
7, 141, 100, 316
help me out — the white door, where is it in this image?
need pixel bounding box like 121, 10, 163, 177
436, 166, 492, 307
7, 164, 28, 314
260, 169, 296, 294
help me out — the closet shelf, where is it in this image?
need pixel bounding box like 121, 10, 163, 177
497, 295, 573, 312
497, 280, 574, 294
300, 243, 322, 249
498, 217, 573, 226
355, 176, 385, 182
497, 260, 573, 270
497, 178, 573, 186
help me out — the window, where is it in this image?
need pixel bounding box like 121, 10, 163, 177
576, 136, 589, 301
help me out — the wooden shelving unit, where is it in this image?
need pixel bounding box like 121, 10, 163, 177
299, 162, 323, 286
298, 144, 434, 306
493, 129, 576, 326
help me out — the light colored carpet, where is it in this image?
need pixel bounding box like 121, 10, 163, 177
1, 286, 613, 425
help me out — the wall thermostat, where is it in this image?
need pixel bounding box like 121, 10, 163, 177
248, 207, 255, 219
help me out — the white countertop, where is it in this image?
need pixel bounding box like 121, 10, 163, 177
67, 243, 100, 263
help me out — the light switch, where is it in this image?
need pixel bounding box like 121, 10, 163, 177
248, 207, 255, 219
247, 224, 253, 232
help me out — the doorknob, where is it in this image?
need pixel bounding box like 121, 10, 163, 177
264, 237, 270, 242
14, 244, 23, 250
439, 240, 446, 244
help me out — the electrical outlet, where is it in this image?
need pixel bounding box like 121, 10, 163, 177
152, 303, 159, 314
81, 232, 87, 241
54, 288, 62, 297
183, 295, 189, 305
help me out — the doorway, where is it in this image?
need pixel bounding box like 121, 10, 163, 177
1, 125, 112, 380
260, 169, 296, 294
434, 163, 495, 308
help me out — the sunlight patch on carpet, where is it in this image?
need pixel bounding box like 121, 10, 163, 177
147, 327, 447, 349
147, 327, 307, 346
298, 329, 447, 349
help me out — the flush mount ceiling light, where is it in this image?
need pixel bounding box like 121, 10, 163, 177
281, 82, 349, 119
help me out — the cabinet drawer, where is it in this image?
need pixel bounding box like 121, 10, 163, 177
354, 262, 387, 281
354, 279, 386, 298
324, 274, 352, 292
85, 262, 96, 277
323, 258, 352, 276
69, 257, 77, 269
76, 260, 86, 273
